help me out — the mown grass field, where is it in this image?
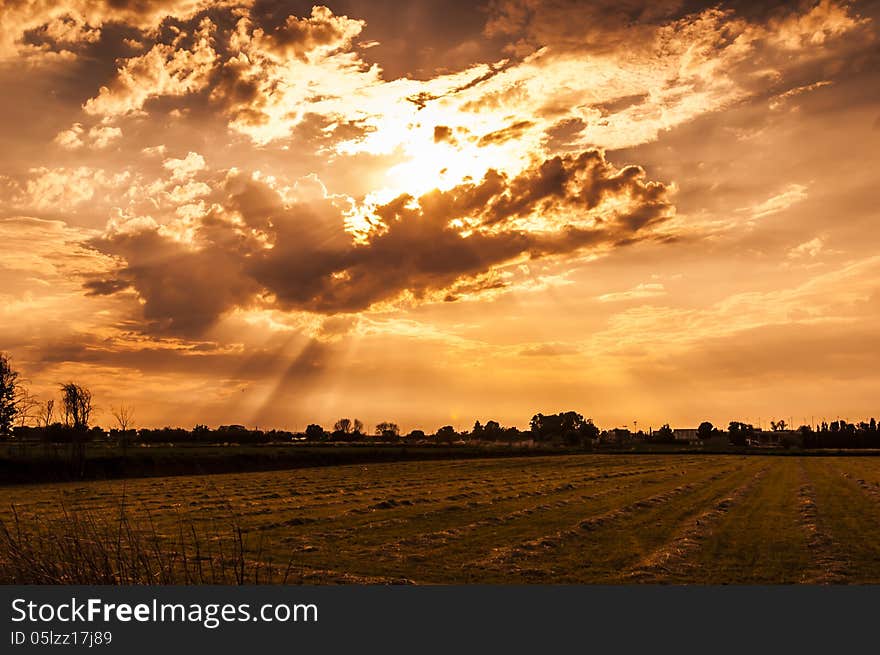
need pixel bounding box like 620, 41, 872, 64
3, 454, 880, 584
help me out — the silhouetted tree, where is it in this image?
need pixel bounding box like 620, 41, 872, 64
484, 420, 503, 440
435, 425, 457, 443
530, 411, 596, 445
331, 417, 366, 441
334, 418, 353, 434
305, 424, 325, 440
579, 419, 600, 445
0, 353, 20, 438
406, 429, 426, 441
728, 421, 754, 447
697, 421, 715, 440
60, 382, 93, 475
654, 423, 675, 443
61, 383, 92, 431
375, 422, 400, 439
531, 412, 566, 441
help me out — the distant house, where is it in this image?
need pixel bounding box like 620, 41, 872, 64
673, 428, 700, 444
754, 429, 803, 448
601, 428, 632, 445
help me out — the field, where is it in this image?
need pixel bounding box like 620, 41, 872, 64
4, 453, 880, 584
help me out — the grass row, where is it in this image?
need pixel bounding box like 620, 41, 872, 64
5, 455, 880, 583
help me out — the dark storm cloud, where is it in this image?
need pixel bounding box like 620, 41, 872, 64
594, 94, 651, 116
477, 120, 534, 146
433, 125, 455, 143
87, 221, 263, 336
87, 149, 674, 335
83, 277, 131, 295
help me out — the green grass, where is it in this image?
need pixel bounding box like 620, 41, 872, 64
799, 458, 880, 582
2, 454, 879, 584
648, 459, 812, 584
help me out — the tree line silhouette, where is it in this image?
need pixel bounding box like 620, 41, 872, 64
4, 351, 880, 452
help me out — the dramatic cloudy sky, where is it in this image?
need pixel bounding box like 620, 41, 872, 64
1, 0, 879, 431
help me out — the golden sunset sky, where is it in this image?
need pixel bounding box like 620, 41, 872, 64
1, 0, 879, 431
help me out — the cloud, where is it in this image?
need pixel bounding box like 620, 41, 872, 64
598, 282, 666, 303
86, 149, 674, 335
0, 216, 122, 373
88, 125, 122, 148
48, 0, 868, 217
76, 6, 373, 146
163, 151, 207, 182
256, 5, 366, 61
84, 223, 262, 336
2, 167, 130, 212
519, 342, 580, 357
740, 183, 809, 219
0, 0, 227, 62
53, 123, 122, 149
645, 320, 880, 387
484, 0, 685, 56
485, 0, 866, 60
788, 237, 824, 259
2, 0, 877, 427
433, 125, 455, 143
769, 80, 833, 110
83, 18, 218, 118
53, 122, 85, 149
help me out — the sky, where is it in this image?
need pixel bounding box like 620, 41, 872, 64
1, 0, 879, 432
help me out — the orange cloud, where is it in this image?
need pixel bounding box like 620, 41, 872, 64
85, 149, 674, 334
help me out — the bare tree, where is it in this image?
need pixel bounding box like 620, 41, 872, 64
9, 387, 39, 455
333, 418, 353, 434
112, 404, 134, 432
353, 418, 364, 434
14, 388, 39, 428
112, 404, 135, 454
41, 399, 55, 428
40, 399, 55, 457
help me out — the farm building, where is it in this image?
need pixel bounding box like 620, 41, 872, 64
673, 428, 700, 443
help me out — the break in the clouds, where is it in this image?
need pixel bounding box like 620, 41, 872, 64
1, 0, 878, 430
